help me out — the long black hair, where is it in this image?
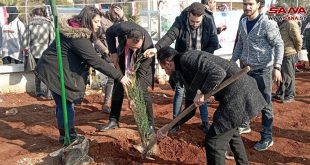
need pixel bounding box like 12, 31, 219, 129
74, 6, 102, 40
75, 6, 101, 30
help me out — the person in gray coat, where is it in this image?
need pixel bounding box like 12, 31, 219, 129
156, 47, 266, 164
232, 0, 284, 152
22, 7, 55, 98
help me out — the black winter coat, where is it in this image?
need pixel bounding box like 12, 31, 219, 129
155, 8, 219, 53
35, 17, 123, 102
106, 21, 155, 87
176, 50, 266, 134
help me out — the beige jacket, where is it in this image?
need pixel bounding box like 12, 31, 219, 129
279, 20, 303, 57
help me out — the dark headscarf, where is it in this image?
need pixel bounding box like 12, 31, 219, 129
6, 6, 19, 23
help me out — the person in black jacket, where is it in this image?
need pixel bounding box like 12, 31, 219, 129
201, 0, 227, 34
34, 6, 131, 143
145, 2, 219, 133
93, 4, 128, 114
156, 47, 266, 164
98, 22, 155, 135
145, 2, 219, 55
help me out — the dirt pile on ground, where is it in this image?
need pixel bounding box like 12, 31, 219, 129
0, 73, 309, 164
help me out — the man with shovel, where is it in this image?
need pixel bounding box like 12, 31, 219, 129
156, 47, 266, 164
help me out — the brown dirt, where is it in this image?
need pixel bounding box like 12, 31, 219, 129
0, 73, 309, 165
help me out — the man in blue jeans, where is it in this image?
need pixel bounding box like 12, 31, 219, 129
169, 70, 209, 132
144, 2, 219, 132
232, 0, 284, 151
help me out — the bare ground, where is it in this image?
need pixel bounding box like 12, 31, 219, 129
0, 72, 309, 165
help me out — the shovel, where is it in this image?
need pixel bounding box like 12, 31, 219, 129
142, 66, 251, 157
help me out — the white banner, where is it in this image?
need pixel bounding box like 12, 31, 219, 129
213, 10, 243, 58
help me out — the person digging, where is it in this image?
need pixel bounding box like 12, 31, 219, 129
152, 47, 266, 164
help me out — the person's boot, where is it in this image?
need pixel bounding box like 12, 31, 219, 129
58, 128, 78, 144
69, 128, 77, 141
102, 102, 111, 114
97, 120, 119, 132
58, 129, 65, 143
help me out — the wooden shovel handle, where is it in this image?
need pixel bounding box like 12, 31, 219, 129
142, 66, 251, 157
163, 66, 251, 132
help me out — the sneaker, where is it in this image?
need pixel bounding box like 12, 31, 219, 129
282, 98, 295, 104
238, 125, 251, 134
254, 139, 274, 151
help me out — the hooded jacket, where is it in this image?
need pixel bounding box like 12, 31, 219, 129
34, 16, 123, 102
232, 14, 284, 70
22, 16, 55, 59
176, 50, 266, 134
155, 7, 219, 54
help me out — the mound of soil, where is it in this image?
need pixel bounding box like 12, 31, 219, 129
0, 73, 309, 164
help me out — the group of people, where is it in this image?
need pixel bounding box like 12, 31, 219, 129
145, 1, 277, 163
0, 6, 54, 98
2, 0, 309, 164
